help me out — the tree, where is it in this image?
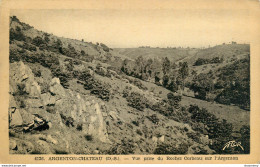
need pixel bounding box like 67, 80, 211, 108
162, 75, 169, 87
135, 56, 145, 79
162, 57, 170, 75
178, 62, 189, 94
190, 73, 214, 100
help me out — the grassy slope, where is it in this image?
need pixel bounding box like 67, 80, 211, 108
114, 48, 197, 62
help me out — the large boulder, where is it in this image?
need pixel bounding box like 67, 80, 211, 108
10, 61, 41, 97
86, 103, 110, 143
49, 78, 66, 96
9, 95, 23, 127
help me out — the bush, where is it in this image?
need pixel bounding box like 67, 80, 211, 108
146, 114, 160, 124
167, 93, 181, 108
126, 92, 148, 111
89, 82, 111, 101
60, 114, 74, 127
149, 101, 173, 117
106, 138, 136, 154
136, 129, 143, 136
9, 49, 20, 63
194, 57, 223, 66
81, 73, 111, 101
32, 36, 45, 47
23, 43, 37, 52
84, 135, 93, 141
240, 125, 250, 154
132, 120, 139, 126
154, 143, 189, 154
131, 79, 148, 90
76, 124, 83, 131
10, 26, 26, 41
16, 83, 28, 96
100, 43, 110, 52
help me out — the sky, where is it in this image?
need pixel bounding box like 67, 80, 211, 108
11, 9, 251, 48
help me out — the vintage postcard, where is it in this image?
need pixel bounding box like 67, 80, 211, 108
0, 0, 259, 164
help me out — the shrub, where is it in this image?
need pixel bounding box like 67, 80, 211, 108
100, 43, 110, 52
84, 135, 93, 141
32, 36, 45, 47
136, 129, 143, 136
10, 26, 26, 41
240, 125, 250, 154
122, 87, 130, 98
167, 93, 181, 108
44, 36, 50, 43
131, 79, 148, 90
187, 132, 200, 143
126, 92, 148, 111
23, 43, 37, 52
154, 143, 189, 154
9, 49, 20, 63
76, 124, 83, 131
132, 120, 139, 126
106, 138, 135, 154
149, 101, 173, 117
81, 74, 111, 101
60, 114, 74, 127
89, 82, 111, 101
146, 114, 160, 124
16, 83, 28, 96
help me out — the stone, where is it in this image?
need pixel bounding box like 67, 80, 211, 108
86, 103, 110, 143
158, 135, 165, 143
152, 136, 158, 143
9, 107, 23, 127
10, 139, 17, 150
9, 61, 41, 97
93, 150, 99, 154
47, 135, 58, 145
19, 109, 34, 125
41, 93, 56, 106
50, 77, 60, 86
24, 98, 43, 108
47, 122, 52, 129
49, 82, 66, 96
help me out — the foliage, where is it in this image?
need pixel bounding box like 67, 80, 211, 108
162, 57, 170, 75
130, 78, 148, 90
60, 114, 74, 127
194, 57, 223, 66
100, 43, 110, 52
187, 105, 236, 154
215, 58, 250, 109
107, 138, 136, 154
190, 73, 214, 100
154, 143, 189, 154
10, 26, 26, 41
126, 92, 148, 111
167, 93, 182, 108
32, 36, 45, 47
146, 114, 160, 124
240, 125, 250, 154
78, 71, 111, 101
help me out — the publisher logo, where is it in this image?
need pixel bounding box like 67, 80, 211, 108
223, 140, 244, 151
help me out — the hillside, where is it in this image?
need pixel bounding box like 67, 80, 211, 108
115, 47, 198, 62
9, 16, 250, 155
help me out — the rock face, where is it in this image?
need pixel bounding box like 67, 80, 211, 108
9, 61, 110, 153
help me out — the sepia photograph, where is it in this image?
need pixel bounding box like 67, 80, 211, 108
1, 0, 260, 165
7, 8, 251, 155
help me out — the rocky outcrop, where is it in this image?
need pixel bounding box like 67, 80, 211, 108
9, 61, 110, 151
